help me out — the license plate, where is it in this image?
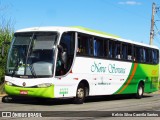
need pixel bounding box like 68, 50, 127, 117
20, 90, 28, 95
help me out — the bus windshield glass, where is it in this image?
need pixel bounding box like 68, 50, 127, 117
6, 32, 58, 78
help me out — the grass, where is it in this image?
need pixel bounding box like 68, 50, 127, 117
0, 18, 14, 89
0, 82, 5, 94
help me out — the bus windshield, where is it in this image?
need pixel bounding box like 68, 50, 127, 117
6, 32, 58, 78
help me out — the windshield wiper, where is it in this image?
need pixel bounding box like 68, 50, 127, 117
29, 64, 37, 78
25, 33, 37, 78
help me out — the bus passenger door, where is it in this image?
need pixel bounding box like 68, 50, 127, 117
55, 32, 75, 76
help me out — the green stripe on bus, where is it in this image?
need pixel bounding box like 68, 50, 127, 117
71, 26, 120, 38
115, 63, 159, 94
5, 84, 54, 98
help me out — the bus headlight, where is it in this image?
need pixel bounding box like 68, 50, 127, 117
37, 83, 52, 88
5, 81, 13, 86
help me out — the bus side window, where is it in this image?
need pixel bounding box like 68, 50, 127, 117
122, 44, 127, 60
56, 32, 75, 76
140, 48, 144, 62
77, 34, 93, 56
93, 39, 97, 56
135, 46, 141, 62
127, 44, 132, 61
114, 42, 121, 59
148, 49, 152, 63
93, 38, 104, 57
146, 48, 151, 63
108, 41, 114, 59
87, 38, 93, 55
104, 40, 108, 57
152, 49, 158, 64
78, 35, 85, 55
143, 48, 146, 63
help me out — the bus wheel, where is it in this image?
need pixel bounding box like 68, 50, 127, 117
74, 83, 86, 104
135, 83, 144, 99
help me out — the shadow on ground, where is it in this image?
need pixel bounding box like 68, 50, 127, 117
1, 94, 153, 106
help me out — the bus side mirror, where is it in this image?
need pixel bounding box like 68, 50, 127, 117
61, 51, 67, 64
57, 45, 67, 64
57, 45, 63, 52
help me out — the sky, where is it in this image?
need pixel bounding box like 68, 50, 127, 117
1, 0, 160, 47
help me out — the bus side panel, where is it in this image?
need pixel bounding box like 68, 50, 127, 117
141, 64, 159, 93
114, 63, 137, 94
53, 81, 78, 98
115, 63, 159, 94
72, 57, 132, 96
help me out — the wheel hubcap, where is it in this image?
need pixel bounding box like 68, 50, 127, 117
77, 88, 84, 99
139, 86, 143, 96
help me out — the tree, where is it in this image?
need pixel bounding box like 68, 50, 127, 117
0, 2, 14, 85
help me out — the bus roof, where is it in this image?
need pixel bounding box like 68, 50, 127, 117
16, 26, 159, 50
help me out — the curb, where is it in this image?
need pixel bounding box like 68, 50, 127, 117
0, 94, 7, 97
144, 90, 160, 95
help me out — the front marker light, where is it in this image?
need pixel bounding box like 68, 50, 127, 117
5, 81, 13, 86
37, 83, 52, 88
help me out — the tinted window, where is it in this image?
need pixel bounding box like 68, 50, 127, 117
77, 34, 93, 56
93, 38, 104, 57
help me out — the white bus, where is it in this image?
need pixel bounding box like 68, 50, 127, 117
3, 26, 159, 104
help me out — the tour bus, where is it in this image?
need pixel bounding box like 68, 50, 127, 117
2, 26, 159, 104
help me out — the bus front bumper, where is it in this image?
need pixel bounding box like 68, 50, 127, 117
4, 84, 54, 98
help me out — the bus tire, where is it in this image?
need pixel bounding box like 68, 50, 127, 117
74, 83, 86, 104
135, 83, 144, 99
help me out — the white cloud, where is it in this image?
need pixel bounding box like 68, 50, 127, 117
118, 1, 142, 5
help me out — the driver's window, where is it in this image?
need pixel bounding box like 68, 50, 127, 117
56, 32, 75, 76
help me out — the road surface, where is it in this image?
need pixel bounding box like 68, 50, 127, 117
0, 94, 160, 120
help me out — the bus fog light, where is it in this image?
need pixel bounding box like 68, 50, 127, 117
6, 81, 13, 86
37, 83, 52, 88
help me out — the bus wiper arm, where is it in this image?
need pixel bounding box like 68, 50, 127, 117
25, 33, 36, 78
29, 64, 37, 78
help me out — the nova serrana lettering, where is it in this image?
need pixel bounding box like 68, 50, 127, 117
91, 62, 106, 73
91, 62, 126, 74
108, 64, 126, 74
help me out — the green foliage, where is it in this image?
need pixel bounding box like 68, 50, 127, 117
0, 18, 14, 84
